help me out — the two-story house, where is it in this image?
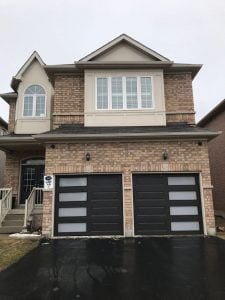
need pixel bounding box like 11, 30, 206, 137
0, 34, 219, 237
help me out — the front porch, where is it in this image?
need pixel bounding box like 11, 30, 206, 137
0, 137, 45, 233
0, 187, 43, 233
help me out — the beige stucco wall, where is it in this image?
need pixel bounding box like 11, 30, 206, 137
15, 59, 53, 134
84, 69, 166, 127
93, 42, 156, 62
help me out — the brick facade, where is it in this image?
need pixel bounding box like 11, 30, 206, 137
164, 73, 196, 124
41, 140, 215, 237
53, 74, 84, 128
8, 100, 16, 133
50, 72, 196, 128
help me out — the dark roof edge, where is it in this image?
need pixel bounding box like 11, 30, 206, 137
198, 99, 225, 127
44, 62, 201, 78
0, 92, 17, 103
33, 131, 220, 142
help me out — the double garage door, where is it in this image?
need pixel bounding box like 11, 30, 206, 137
54, 173, 203, 236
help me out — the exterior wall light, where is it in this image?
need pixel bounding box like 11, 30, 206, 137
86, 153, 91, 161
163, 150, 169, 160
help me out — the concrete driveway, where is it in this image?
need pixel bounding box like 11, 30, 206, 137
0, 237, 225, 300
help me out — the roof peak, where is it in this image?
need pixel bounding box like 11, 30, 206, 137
11, 51, 45, 91
79, 34, 171, 62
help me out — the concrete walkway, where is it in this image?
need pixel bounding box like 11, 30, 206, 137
0, 237, 225, 299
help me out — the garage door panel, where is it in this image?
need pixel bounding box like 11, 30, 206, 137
90, 215, 121, 222
137, 215, 168, 222
55, 175, 123, 236
133, 175, 165, 184
91, 222, 121, 235
58, 202, 87, 209
135, 199, 167, 207
90, 199, 121, 207
91, 207, 121, 215
136, 207, 167, 215
90, 192, 120, 200
133, 174, 203, 235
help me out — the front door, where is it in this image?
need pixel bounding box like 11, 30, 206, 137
20, 158, 45, 204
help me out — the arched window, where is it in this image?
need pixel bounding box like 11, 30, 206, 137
23, 85, 46, 117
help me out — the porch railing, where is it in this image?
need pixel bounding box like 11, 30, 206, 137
24, 187, 43, 228
0, 188, 12, 226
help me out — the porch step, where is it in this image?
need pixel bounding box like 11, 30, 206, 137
0, 209, 25, 233
2, 220, 24, 227
0, 226, 23, 234
4, 214, 24, 221
7, 209, 24, 215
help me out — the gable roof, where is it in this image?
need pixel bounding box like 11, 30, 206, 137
11, 51, 45, 91
198, 99, 225, 127
78, 34, 172, 63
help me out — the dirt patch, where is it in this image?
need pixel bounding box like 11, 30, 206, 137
0, 238, 38, 272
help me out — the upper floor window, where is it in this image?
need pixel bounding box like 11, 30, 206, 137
23, 85, 46, 117
96, 76, 153, 110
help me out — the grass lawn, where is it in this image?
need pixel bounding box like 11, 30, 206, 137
0, 237, 39, 272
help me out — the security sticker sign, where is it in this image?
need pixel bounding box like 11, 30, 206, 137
44, 175, 53, 189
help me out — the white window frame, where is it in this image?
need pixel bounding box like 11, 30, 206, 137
23, 85, 46, 117
95, 76, 154, 111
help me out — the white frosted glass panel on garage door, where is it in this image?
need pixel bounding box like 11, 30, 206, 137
59, 208, 87, 217
169, 191, 197, 200
58, 223, 87, 233
170, 206, 198, 216
59, 192, 87, 202
171, 222, 200, 231
168, 177, 196, 185
59, 177, 87, 187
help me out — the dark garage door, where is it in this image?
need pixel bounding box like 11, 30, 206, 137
133, 174, 203, 235
55, 174, 123, 236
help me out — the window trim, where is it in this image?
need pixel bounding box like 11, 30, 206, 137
95, 76, 154, 111
23, 84, 47, 118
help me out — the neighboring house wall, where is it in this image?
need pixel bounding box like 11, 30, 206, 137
199, 109, 225, 212
0, 121, 8, 187
42, 140, 215, 236
0, 150, 6, 187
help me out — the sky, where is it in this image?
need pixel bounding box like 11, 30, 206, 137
0, 0, 225, 123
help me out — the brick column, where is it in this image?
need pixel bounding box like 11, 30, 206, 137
123, 169, 133, 237
42, 190, 53, 237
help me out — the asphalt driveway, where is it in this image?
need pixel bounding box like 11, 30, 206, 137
0, 237, 225, 300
